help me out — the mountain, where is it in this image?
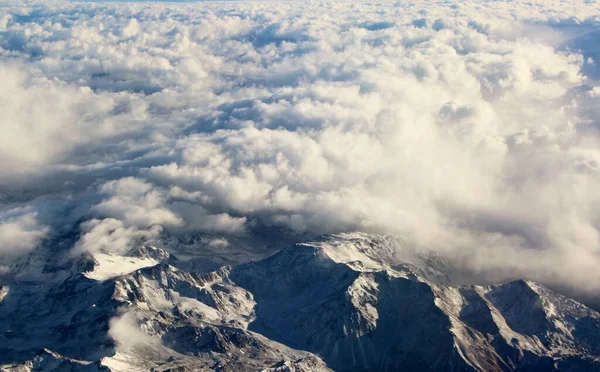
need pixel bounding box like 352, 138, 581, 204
1, 233, 599, 371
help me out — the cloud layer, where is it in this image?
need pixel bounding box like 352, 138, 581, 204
1, 0, 600, 296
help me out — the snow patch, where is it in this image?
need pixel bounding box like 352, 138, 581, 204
84, 253, 158, 281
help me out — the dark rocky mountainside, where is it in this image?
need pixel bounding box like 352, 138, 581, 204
1, 233, 600, 371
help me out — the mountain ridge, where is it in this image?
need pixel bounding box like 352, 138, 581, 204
1, 233, 600, 371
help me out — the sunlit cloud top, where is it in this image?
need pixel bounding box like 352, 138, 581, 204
1, 0, 600, 296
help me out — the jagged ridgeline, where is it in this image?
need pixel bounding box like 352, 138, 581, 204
1, 233, 599, 371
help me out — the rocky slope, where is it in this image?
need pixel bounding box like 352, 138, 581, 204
1, 233, 600, 371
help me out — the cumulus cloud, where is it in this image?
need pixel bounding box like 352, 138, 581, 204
74, 218, 162, 255
1, 0, 600, 296
0, 208, 48, 262
0, 63, 151, 182
94, 177, 183, 229
108, 311, 158, 351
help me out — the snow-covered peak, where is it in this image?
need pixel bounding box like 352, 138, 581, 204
84, 254, 159, 281
83, 246, 171, 281
297, 232, 452, 285
3, 233, 600, 371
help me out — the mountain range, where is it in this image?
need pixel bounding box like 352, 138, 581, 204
1, 233, 600, 371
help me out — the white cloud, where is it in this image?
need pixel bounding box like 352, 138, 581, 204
1, 0, 600, 295
0, 208, 48, 262
94, 177, 183, 228
108, 311, 158, 351
74, 218, 161, 255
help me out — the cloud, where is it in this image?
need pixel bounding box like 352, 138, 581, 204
94, 177, 184, 229
74, 218, 162, 255
1, 0, 600, 296
108, 311, 158, 351
0, 208, 49, 262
